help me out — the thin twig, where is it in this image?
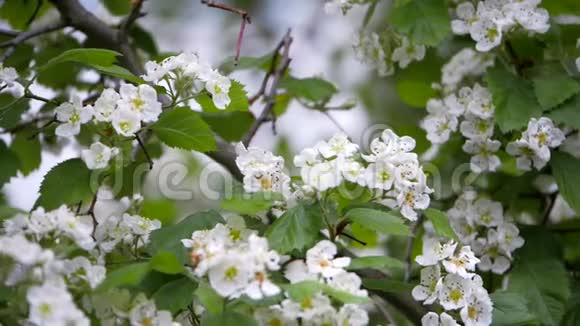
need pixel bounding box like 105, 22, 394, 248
201, 0, 251, 64
119, 0, 145, 38
248, 41, 286, 104
0, 21, 67, 62
340, 232, 367, 246
404, 215, 424, 283
86, 192, 99, 240
242, 29, 292, 146
24, 90, 59, 105
322, 111, 349, 135
541, 192, 558, 226
135, 133, 154, 169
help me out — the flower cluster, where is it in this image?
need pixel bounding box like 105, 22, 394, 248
143, 52, 232, 109
294, 130, 432, 221
353, 31, 425, 77
412, 238, 493, 326
181, 216, 282, 300
451, 0, 550, 52
235, 143, 291, 195
507, 117, 566, 171
95, 212, 161, 253
256, 240, 369, 326
0, 63, 24, 96
438, 48, 494, 93
447, 190, 524, 274
422, 83, 502, 173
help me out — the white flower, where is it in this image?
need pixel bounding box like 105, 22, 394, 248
513, 5, 550, 33
421, 312, 459, 326
463, 139, 501, 173
466, 84, 494, 119
81, 142, 117, 170
306, 240, 351, 278
442, 246, 480, 278
93, 88, 120, 122
392, 36, 426, 68
497, 222, 524, 253
326, 271, 368, 297
0, 64, 18, 86
111, 108, 141, 136
470, 16, 502, 52
64, 256, 106, 289
27, 283, 89, 326
353, 32, 393, 77
396, 185, 431, 221
0, 233, 49, 265
294, 147, 321, 168
254, 307, 298, 326
201, 69, 231, 109
317, 132, 358, 159
143, 61, 168, 83
244, 270, 281, 300
363, 160, 395, 190
208, 255, 252, 298
284, 260, 318, 284
340, 160, 365, 184
55, 95, 94, 137
121, 213, 161, 245
243, 170, 290, 194
468, 198, 503, 227
506, 138, 547, 171
438, 273, 473, 310
129, 298, 177, 326
336, 304, 369, 326
441, 48, 494, 90
525, 117, 565, 160
460, 115, 494, 140
475, 232, 511, 275
279, 293, 333, 321
303, 160, 343, 191
55, 207, 95, 250
117, 83, 162, 123
412, 265, 442, 304
422, 114, 458, 144
415, 238, 457, 266
460, 287, 493, 326
452, 2, 478, 35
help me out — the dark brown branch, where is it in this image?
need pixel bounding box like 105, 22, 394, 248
120, 0, 145, 37
24, 90, 58, 105
404, 215, 424, 282
135, 133, 154, 169
86, 192, 99, 240
0, 114, 55, 134
0, 21, 67, 62
242, 29, 292, 146
201, 0, 251, 64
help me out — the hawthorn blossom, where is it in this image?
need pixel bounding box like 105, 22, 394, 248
416, 238, 457, 266
460, 287, 493, 326
111, 108, 141, 137
81, 142, 118, 170
93, 88, 120, 122
306, 240, 351, 278
27, 283, 89, 326
421, 312, 459, 326
462, 139, 501, 173
117, 83, 162, 123
442, 246, 480, 278
55, 95, 94, 137
412, 265, 442, 304
391, 36, 426, 68
439, 273, 473, 310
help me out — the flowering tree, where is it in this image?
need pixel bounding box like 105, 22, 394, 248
1, 0, 580, 325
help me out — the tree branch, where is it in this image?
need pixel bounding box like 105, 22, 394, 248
242, 29, 292, 146
0, 21, 67, 62
405, 215, 423, 282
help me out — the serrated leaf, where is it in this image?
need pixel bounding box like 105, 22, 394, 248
34, 159, 94, 210
283, 280, 369, 304
98, 262, 150, 292
148, 210, 224, 263
39, 48, 121, 72
196, 80, 249, 112
547, 94, 580, 130
91, 64, 145, 84
491, 292, 540, 326
507, 228, 570, 326
344, 208, 410, 236
279, 76, 337, 102
152, 107, 216, 152
0, 0, 51, 29
265, 204, 323, 254
424, 208, 458, 241
347, 256, 405, 271
200, 111, 254, 142
388, 0, 451, 46
153, 277, 197, 314
200, 311, 257, 326
10, 132, 41, 176
486, 65, 543, 132
149, 251, 184, 275
196, 281, 224, 314
531, 62, 580, 110
221, 190, 282, 215
551, 151, 580, 214
0, 94, 29, 129
0, 140, 19, 187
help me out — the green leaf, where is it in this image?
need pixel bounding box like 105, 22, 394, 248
507, 228, 570, 326
344, 208, 410, 236
140, 199, 177, 225
109, 161, 149, 199
91, 64, 145, 84
486, 65, 544, 132
424, 208, 458, 241
221, 191, 282, 215
152, 107, 216, 152
153, 277, 197, 314
551, 151, 580, 214
562, 281, 580, 326
34, 159, 94, 210
149, 251, 184, 275
347, 256, 405, 271
0, 140, 19, 187
543, 1, 580, 16
101, 0, 132, 15
39, 48, 121, 71
491, 292, 540, 326
200, 311, 257, 326
283, 281, 322, 302
200, 111, 254, 142
279, 76, 337, 102
0, 94, 29, 129
34, 35, 81, 89
98, 262, 151, 291
388, 0, 451, 46
531, 62, 580, 110
322, 284, 370, 304
130, 25, 158, 56
265, 204, 323, 254
196, 281, 224, 314
0, 0, 51, 29
395, 51, 442, 108
362, 278, 414, 294
10, 132, 41, 176
196, 80, 249, 112
547, 94, 580, 130
148, 210, 224, 263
